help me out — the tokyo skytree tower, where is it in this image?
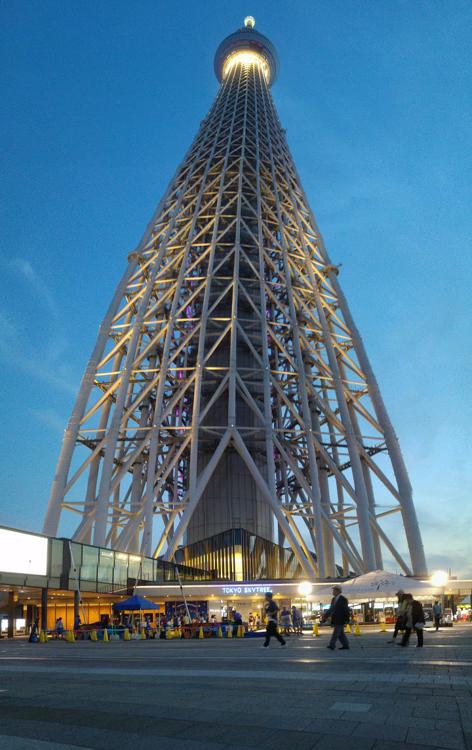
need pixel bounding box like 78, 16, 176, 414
43, 18, 427, 579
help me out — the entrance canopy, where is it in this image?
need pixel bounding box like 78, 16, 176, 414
112, 594, 160, 611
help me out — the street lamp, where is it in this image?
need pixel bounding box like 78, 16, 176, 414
297, 581, 313, 597
430, 570, 448, 587
431, 570, 449, 625
297, 582, 313, 628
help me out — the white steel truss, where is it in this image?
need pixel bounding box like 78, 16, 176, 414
43, 22, 427, 578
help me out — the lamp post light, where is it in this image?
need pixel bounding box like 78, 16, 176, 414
297, 582, 313, 629
431, 570, 449, 625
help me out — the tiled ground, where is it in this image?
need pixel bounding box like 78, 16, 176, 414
0, 623, 471, 749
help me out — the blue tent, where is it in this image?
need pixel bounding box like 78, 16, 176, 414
112, 594, 160, 611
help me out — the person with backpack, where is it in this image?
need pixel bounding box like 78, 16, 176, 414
262, 592, 286, 648
324, 585, 350, 651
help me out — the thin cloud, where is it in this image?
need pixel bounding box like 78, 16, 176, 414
7, 257, 58, 315
0, 257, 78, 396
29, 407, 66, 434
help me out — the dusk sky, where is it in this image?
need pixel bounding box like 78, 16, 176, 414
1, 1, 471, 576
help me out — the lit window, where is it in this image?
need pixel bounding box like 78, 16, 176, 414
222, 50, 269, 83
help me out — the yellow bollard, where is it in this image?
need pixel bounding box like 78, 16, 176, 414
166, 628, 172, 640
65, 629, 75, 643
354, 623, 361, 636
239, 625, 245, 638
102, 628, 109, 643
217, 626, 223, 638
90, 629, 98, 642
141, 627, 146, 640
345, 623, 351, 634
227, 625, 232, 638
39, 630, 47, 643
380, 622, 387, 632
199, 626, 204, 639
123, 628, 130, 641
312, 623, 319, 637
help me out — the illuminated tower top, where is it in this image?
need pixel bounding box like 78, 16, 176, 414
214, 16, 279, 85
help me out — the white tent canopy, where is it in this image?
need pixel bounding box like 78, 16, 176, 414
338, 570, 438, 601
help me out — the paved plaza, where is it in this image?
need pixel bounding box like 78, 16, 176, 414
0, 624, 471, 750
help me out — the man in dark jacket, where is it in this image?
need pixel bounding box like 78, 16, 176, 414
324, 585, 350, 650
400, 594, 425, 647
263, 592, 286, 647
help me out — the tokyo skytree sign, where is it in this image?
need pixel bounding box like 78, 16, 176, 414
43, 18, 427, 579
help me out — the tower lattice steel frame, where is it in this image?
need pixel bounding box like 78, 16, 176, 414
43, 19, 427, 579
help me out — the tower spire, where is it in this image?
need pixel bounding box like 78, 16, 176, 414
43, 21, 427, 579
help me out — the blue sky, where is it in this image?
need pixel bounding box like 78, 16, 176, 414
1, 1, 471, 576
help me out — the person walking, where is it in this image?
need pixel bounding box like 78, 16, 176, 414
263, 592, 286, 648
28, 617, 39, 643
280, 606, 292, 635
291, 605, 302, 635
388, 590, 407, 643
400, 594, 425, 647
54, 617, 64, 639
232, 608, 243, 637
433, 601, 442, 631
324, 585, 350, 651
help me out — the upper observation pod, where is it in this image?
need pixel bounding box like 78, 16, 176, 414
214, 16, 279, 86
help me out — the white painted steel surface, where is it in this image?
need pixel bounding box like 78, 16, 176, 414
43, 20, 427, 578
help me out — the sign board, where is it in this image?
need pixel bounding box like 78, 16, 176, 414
0, 528, 48, 576
221, 585, 272, 595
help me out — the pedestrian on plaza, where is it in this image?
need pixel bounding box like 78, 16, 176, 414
388, 590, 407, 643
262, 592, 286, 648
28, 617, 39, 643
55, 617, 64, 638
73, 613, 81, 631
400, 594, 425, 648
324, 585, 350, 651
232, 608, 242, 636
291, 605, 302, 635
433, 601, 442, 631
280, 606, 292, 635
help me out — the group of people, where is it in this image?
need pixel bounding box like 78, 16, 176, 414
388, 589, 429, 647
279, 605, 303, 634
262, 585, 434, 651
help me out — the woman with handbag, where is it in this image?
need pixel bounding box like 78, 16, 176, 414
400, 594, 425, 648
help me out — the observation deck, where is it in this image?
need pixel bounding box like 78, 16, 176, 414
214, 16, 279, 86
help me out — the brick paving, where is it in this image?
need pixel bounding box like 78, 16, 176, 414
0, 623, 471, 749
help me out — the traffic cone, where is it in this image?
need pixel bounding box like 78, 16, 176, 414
227, 626, 232, 638
380, 622, 387, 632
217, 626, 223, 638
312, 623, 319, 637
354, 623, 361, 636
123, 628, 130, 641
198, 626, 204, 639
65, 629, 75, 643
90, 629, 98, 641
39, 630, 47, 643
102, 628, 109, 642
345, 623, 351, 634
